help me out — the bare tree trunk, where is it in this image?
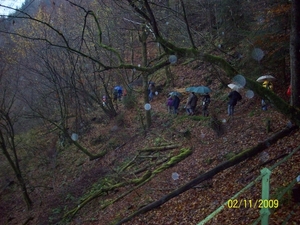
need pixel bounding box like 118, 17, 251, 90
0, 127, 32, 210
164, 0, 174, 87
142, 73, 151, 129
140, 24, 151, 128
290, 0, 300, 107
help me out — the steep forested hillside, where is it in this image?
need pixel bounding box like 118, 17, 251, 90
0, 1, 299, 225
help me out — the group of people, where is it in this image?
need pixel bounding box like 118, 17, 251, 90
102, 86, 127, 106
166, 92, 211, 116
109, 77, 291, 117
109, 76, 287, 116
165, 89, 240, 117
227, 79, 279, 115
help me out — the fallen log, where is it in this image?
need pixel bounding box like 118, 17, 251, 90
63, 148, 192, 221
138, 144, 180, 152
115, 125, 298, 225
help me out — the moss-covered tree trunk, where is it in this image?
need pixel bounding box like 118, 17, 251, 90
165, 65, 174, 87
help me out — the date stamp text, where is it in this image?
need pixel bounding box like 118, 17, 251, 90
227, 199, 279, 209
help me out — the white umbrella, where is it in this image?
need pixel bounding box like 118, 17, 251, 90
256, 75, 275, 82
228, 83, 242, 90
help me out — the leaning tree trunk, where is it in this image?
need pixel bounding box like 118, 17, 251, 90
290, 0, 300, 108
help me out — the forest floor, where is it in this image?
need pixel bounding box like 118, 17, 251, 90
1, 66, 300, 225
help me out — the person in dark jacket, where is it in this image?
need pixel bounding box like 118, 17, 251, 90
117, 89, 123, 101
202, 93, 211, 117
185, 92, 198, 115
228, 90, 242, 116
148, 82, 155, 101
172, 95, 181, 114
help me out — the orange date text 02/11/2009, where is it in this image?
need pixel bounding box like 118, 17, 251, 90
226, 199, 279, 209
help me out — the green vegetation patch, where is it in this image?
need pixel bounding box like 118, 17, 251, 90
224, 152, 236, 160
153, 148, 192, 174
191, 115, 210, 122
